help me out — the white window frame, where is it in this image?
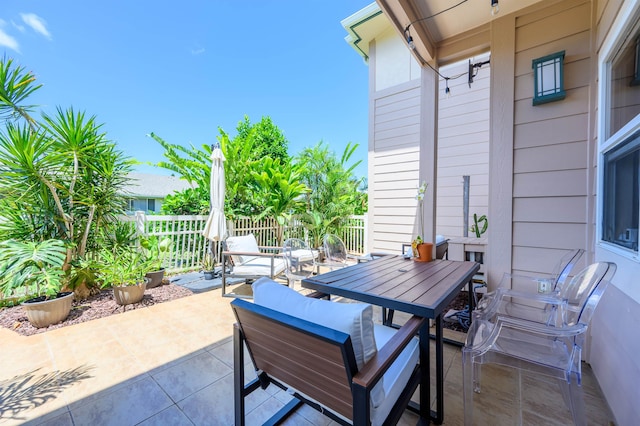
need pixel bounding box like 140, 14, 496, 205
597, 0, 640, 261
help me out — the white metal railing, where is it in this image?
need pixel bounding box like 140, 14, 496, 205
123, 213, 367, 272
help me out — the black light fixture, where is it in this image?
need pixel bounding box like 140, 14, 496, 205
491, 0, 499, 15
468, 59, 491, 87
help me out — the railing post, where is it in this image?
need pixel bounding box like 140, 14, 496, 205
134, 210, 147, 237
363, 214, 368, 254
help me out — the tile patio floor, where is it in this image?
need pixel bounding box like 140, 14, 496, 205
0, 285, 615, 425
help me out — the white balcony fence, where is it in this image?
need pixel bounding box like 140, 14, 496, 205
121, 212, 367, 272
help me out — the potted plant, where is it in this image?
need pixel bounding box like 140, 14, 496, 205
300, 210, 339, 263
201, 255, 216, 280
97, 247, 149, 305
139, 235, 172, 288
0, 239, 73, 328
412, 181, 433, 262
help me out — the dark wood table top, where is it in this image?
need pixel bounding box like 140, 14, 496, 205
302, 255, 480, 319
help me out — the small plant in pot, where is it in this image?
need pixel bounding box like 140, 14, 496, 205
96, 248, 150, 306
201, 255, 216, 280
0, 239, 73, 328
139, 235, 172, 288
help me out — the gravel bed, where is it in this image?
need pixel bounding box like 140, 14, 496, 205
0, 283, 193, 337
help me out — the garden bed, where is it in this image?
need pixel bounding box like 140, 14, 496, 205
0, 283, 193, 337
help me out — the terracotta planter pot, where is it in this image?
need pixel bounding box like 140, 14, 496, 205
22, 291, 74, 328
414, 242, 433, 262
145, 268, 165, 289
113, 281, 147, 305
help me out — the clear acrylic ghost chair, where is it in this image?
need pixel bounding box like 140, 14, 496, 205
462, 261, 616, 426
282, 238, 317, 290
322, 234, 348, 271
475, 248, 585, 321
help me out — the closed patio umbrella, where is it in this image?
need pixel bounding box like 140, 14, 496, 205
202, 144, 227, 264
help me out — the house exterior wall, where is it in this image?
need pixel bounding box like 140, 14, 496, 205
489, 0, 639, 422
504, 0, 596, 283
437, 54, 490, 238
361, 0, 639, 422
367, 29, 423, 254
367, 34, 491, 253
591, 0, 640, 424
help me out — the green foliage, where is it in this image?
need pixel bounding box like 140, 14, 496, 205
0, 56, 42, 127
161, 187, 210, 215
201, 255, 215, 271
96, 248, 149, 288
139, 235, 172, 271
0, 58, 133, 277
149, 115, 368, 236
250, 157, 309, 244
151, 115, 292, 218
0, 239, 67, 298
147, 132, 208, 189
295, 141, 365, 246
470, 213, 488, 238
235, 115, 289, 162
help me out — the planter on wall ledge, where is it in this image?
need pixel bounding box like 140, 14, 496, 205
22, 291, 74, 328
113, 281, 147, 306
144, 268, 165, 289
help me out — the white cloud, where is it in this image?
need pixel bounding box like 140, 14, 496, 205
0, 28, 20, 52
12, 19, 26, 33
191, 48, 205, 55
20, 13, 51, 39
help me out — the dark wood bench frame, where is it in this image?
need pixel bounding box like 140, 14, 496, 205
231, 298, 425, 425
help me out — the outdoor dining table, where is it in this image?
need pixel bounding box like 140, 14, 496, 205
301, 254, 480, 425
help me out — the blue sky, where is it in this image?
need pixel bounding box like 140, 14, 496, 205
1, 0, 372, 178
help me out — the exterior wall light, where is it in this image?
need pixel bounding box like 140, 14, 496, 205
532, 50, 566, 105
491, 0, 499, 16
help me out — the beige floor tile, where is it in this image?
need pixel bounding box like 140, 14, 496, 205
1, 289, 616, 426
23, 410, 74, 426
0, 368, 72, 426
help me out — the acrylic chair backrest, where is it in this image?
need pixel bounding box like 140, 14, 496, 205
323, 234, 347, 265
282, 238, 316, 282
552, 248, 585, 292
558, 261, 616, 326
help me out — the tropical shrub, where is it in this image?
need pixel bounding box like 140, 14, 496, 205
0, 57, 133, 297
0, 239, 67, 299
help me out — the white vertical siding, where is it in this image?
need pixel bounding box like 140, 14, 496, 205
370, 81, 421, 253
437, 54, 491, 238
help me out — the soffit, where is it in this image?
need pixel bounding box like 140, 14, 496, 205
376, 0, 544, 64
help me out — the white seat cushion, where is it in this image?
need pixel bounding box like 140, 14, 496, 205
226, 234, 260, 264
253, 278, 377, 369
233, 257, 286, 277
289, 248, 318, 262
370, 324, 419, 425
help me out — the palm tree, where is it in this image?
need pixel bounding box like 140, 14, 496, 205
0, 57, 133, 296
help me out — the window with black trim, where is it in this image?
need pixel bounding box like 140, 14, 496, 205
603, 131, 640, 251
601, 19, 640, 255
